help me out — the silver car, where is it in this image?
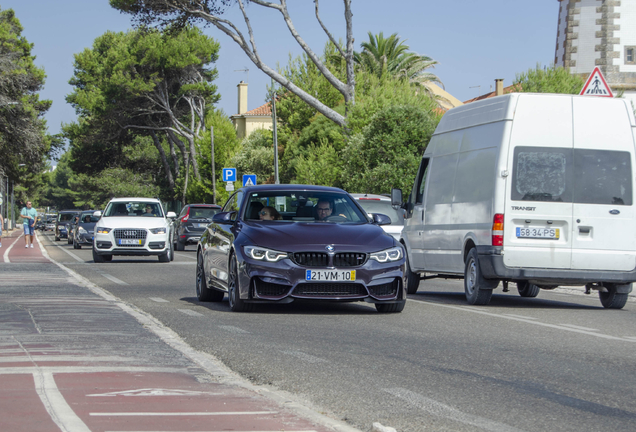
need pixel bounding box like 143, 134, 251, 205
351, 194, 404, 241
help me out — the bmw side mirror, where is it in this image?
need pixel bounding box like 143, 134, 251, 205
372, 213, 392, 226
166, 211, 177, 219
93, 211, 102, 218
212, 211, 235, 223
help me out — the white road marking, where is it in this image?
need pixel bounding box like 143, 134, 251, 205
88, 388, 222, 397
0, 355, 142, 363
174, 252, 197, 260
623, 336, 636, 341
41, 232, 84, 262
2, 232, 24, 263
91, 410, 277, 416
410, 299, 631, 342
502, 314, 537, 320
149, 297, 170, 303
0, 366, 187, 375
282, 350, 327, 364
93, 270, 128, 285
104, 431, 315, 432
178, 309, 204, 317
33, 371, 92, 432
558, 324, 599, 332
384, 387, 525, 432
218, 325, 249, 334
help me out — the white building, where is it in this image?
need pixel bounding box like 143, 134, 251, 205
555, 0, 636, 106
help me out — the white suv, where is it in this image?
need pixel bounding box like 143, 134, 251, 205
92, 198, 176, 263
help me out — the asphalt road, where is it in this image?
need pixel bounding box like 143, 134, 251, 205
41, 231, 636, 432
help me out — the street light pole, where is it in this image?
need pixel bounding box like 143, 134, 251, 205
271, 87, 279, 185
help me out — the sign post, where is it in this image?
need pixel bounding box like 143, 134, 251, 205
243, 174, 257, 187
222, 168, 236, 192
580, 67, 614, 97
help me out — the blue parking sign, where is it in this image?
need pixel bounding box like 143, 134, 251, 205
222, 168, 236, 182
243, 174, 257, 187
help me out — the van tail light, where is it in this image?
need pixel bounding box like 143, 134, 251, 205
181, 207, 190, 222
492, 213, 504, 246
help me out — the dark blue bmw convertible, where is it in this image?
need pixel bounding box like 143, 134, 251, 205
196, 184, 406, 313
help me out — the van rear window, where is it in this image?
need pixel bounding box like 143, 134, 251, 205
512, 146, 632, 205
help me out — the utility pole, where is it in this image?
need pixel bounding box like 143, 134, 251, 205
211, 126, 216, 204
271, 80, 279, 184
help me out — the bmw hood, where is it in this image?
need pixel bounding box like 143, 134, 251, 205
243, 221, 395, 253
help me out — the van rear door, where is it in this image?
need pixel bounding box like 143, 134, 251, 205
503, 95, 574, 269
569, 98, 636, 271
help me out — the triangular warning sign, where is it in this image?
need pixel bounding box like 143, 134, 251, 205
580, 67, 613, 97
245, 177, 255, 186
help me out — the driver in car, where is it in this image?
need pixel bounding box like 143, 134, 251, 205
316, 199, 333, 221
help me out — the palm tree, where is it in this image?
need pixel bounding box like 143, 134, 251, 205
354, 32, 443, 89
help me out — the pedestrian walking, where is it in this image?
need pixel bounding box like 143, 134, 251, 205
20, 201, 37, 248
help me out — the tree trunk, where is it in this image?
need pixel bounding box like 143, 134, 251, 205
150, 131, 175, 192
186, 135, 201, 181
182, 151, 190, 206
167, 132, 180, 179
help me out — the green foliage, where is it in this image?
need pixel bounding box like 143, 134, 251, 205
514, 63, 586, 94
59, 24, 222, 209
231, 129, 275, 183
354, 32, 441, 89
280, 108, 346, 183
341, 104, 438, 194
275, 42, 346, 133
294, 142, 341, 186
0, 7, 54, 191
347, 71, 440, 133
188, 109, 241, 204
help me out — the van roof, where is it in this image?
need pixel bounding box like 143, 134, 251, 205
434, 93, 636, 135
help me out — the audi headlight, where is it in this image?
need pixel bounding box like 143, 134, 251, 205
369, 246, 403, 263
96, 227, 112, 234
150, 227, 167, 234
244, 246, 288, 262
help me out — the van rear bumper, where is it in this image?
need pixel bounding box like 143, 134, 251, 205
476, 246, 636, 290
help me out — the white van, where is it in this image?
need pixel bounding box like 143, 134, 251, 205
392, 93, 636, 308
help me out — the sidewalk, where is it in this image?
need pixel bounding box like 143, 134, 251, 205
0, 232, 358, 432
1, 227, 49, 263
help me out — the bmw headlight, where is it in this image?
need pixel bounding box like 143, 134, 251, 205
78, 227, 87, 234
149, 227, 167, 234
244, 246, 288, 262
369, 246, 403, 263
96, 227, 112, 234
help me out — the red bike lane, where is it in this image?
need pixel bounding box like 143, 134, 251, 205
0, 230, 354, 432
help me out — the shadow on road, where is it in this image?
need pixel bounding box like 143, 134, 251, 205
181, 296, 381, 315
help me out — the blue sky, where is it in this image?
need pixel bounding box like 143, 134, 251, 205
4, 0, 561, 136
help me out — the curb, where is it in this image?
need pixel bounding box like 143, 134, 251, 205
36, 232, 363, 432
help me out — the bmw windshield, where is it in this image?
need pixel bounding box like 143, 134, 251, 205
243, 191, 369, 223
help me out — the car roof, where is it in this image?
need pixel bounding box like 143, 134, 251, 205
239, 184, 347, 194
186, 203, 222, 208
58, 209, 81, 213
108, 197, 161, 202
350, 193, 391, 201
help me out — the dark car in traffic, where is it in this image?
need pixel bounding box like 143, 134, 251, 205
196, 185, 406, 313
55, 210, 80, 242
72, 210, 99, 249
172, 203, 221, 251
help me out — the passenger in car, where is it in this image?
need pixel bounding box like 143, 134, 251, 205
259, 206, 282, 221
